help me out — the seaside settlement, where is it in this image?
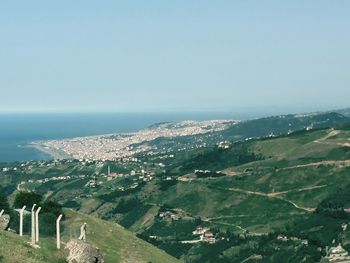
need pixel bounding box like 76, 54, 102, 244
4, 115, 350, 261
35, 120, 234, 161
0, 120, 238, 252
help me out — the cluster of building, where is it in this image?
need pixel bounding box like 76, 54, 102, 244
38, 120, 233, 161
194, 169, 223, 174
159, 211, 180, 221
84, 178, 101, 188
158, 207, 195, 222
2, 163, 33, 173
323, 244, 350, 263
18, 174, 89, 191
192, 226, 216, 244
276, 234, 308, 246
1, 160, 74, 175
217, 141, 231, 149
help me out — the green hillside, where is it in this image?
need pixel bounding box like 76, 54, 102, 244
0, 209, 180, 263
1, 112, 350, 262
61, 209, 180, 263
0, 230, 65, 263
113, 127, 350, 261
152, 128, 350, 230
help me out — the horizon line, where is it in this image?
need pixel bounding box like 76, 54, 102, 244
0, 106, 348, 117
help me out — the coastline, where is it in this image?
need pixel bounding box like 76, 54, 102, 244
25, 143, 73, 160
0, 113, 238, 163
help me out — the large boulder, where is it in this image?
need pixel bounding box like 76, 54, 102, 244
0, 214, 10, 230
65, 239, 104, 263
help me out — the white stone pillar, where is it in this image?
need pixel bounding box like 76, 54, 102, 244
19, 205, 26, 237
56, 214, 63, 249
31, 204, 37, 246
35, 207, 41, 242
0, 209, 4, 217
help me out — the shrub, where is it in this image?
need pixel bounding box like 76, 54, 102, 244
316, 199, 347, 219
12, 192, 65, 236
0, 190, 11, 214
113, 198, 141, 214
13, 192, 42, 209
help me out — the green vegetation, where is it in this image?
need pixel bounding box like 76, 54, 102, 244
316, 185, 350, 219
0, 190, 11, 214
61, 209, 180, 263
0, 208, 179, 263
13, 191, 42, 208
10, 192, 65, 236
180, 141, 262, 173
98, 182, 145, 202
0, 230, 66, 263
1, 112, 350, 262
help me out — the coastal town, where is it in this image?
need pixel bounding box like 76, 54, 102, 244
35, 120, 235, 161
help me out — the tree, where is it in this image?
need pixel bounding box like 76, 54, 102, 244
41, 201, 63, 217
39, 213, 58, 236
316, 198, 347, 219
0, 190, 10, 213
13, 191, 42, 208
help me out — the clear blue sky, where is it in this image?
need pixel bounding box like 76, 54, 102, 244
1, 1, 349, 113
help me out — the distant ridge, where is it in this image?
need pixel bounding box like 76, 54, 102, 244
220, 111, 350, 141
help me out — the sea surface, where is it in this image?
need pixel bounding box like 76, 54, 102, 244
0, 112, 259, 163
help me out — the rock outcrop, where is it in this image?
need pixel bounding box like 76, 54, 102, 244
0, 214, 10, 230
65, 239, 104, 263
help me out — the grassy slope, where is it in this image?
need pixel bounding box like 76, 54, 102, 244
3, 127, 349, 261
42, 129, 350, 236
0, 230, 65, 263
61, 209, 181, 263
63, 128, 348, 237
0, 209, 180, 263
144, 128, 350, 234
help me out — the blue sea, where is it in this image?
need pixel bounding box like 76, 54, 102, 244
0, 112, 259, 163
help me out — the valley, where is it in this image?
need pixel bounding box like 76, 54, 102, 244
1, 111, 350, 262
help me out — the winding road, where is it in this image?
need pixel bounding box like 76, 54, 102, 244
227, 185, 326, 212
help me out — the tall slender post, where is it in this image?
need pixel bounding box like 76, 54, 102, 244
56, 214, 63, 249
31, 204, 37, 246
19, 205, 26, 237
35, 207, 41, 242
0, 209, 4, 218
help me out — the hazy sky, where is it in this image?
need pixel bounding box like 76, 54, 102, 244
0, 1, 349, 113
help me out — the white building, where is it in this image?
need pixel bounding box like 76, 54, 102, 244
323, 244, 350, 263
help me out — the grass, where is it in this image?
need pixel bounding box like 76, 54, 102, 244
0, 209, 180, 263
119, 204, 153, 228
61, 209, 181, 263
140, 128, 350, 235
0, 230, 65, 263
3, 126, 350, 261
